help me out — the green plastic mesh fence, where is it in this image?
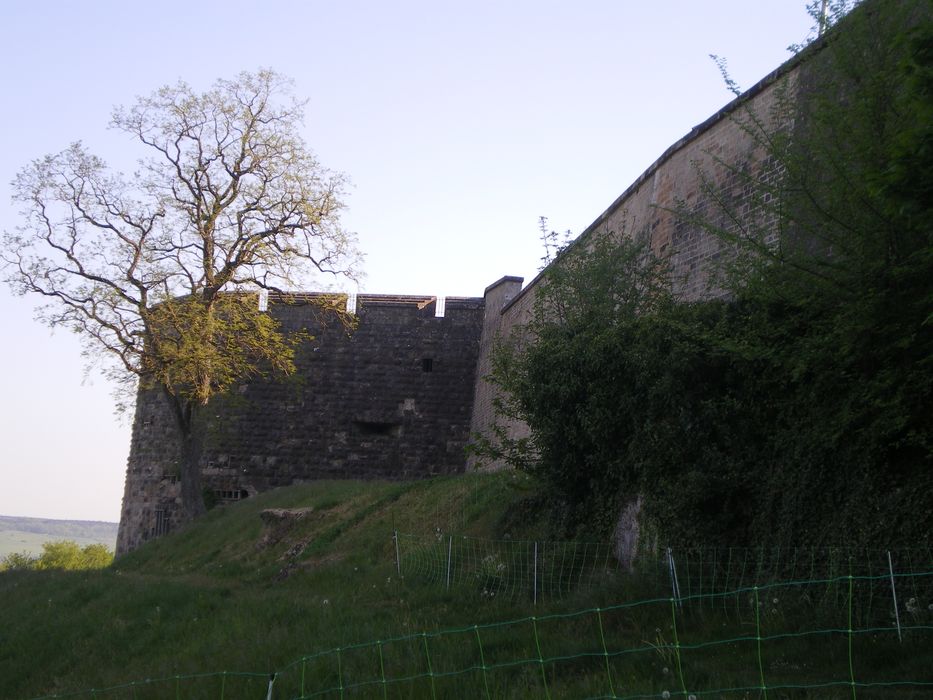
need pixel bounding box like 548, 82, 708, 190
30, 567, 933, 700
395, 533, 932, 606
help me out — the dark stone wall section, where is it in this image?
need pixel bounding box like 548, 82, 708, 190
117, 294, 484, 554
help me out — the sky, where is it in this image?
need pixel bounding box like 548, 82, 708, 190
0, 1, 816, 523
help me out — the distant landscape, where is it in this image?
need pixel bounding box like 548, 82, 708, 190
0, 515, 118, 557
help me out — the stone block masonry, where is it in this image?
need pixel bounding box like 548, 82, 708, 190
116, 294, 485, 554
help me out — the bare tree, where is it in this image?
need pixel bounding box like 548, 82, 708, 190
3, 69, 360, 520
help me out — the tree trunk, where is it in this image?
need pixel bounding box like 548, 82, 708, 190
164, 387, 207, 522
178, 416, 207, 522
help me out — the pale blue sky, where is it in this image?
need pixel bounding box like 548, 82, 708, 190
0, 1, 815, 522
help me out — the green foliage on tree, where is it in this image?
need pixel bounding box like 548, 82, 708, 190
482, 0, 933, 547
3, 70, 360, 521
1, 541, 113, 572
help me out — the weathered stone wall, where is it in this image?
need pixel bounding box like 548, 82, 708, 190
468, 61, 795, 466
465, 276, 525, 469
118, 46, 804, 552
117, 294, 484, 554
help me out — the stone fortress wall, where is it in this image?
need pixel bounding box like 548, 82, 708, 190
117, 294, 485, 553
468, 61, 795, 464
117, 49, 803, 555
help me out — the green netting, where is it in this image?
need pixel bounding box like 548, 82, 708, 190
395, 533, 932, 607
30, 569, 933, 700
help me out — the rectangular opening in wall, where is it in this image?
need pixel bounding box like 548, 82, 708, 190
154, 509, 170, 536
214, 489, 250, 503
422, 358, 433, 373
353, 420, 401, 437
346, 292, 358, 315
434, 296, 446, 317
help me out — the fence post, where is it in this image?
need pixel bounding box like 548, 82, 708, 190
667, 547, 682, 608
394, 530, 401, 578
446, 535, 453, 591
266, 672, 276, 700
887, 550, 902, 643
534, 541, 538, 605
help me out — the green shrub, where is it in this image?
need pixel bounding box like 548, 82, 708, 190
0, 551, 38, 571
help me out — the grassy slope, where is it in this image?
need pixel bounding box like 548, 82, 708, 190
1, 473, 930, 700
0, 473, 551, 698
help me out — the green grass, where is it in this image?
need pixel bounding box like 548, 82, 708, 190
0, 473, 930, 699
0, 473, 549, 698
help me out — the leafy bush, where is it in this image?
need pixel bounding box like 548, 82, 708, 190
0, 551, 38, 571
1, 541, 113, 572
